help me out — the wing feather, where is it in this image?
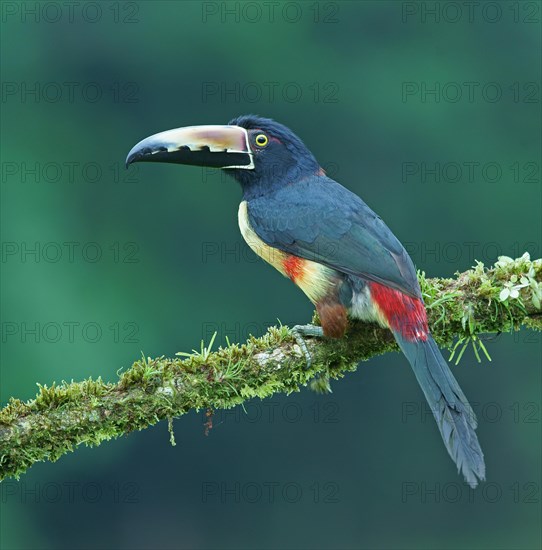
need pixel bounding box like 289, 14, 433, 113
247, 176, 421, 298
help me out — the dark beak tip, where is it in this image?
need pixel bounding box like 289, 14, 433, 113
125, 149, 142, 168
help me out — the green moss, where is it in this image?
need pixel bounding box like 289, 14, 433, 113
1, 254, 540, 481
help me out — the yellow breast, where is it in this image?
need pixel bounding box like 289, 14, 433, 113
238, 201, 336, 304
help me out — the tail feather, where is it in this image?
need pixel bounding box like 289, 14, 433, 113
395, 332, 486, 488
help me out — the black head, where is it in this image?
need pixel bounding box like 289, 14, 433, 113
225, 115, 320, 197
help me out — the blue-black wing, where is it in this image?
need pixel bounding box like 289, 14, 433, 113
246, 175, 421, 298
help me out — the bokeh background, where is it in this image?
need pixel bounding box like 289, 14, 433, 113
1, 1, 541, 548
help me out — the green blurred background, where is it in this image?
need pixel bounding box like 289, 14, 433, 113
1, 1, 540, 548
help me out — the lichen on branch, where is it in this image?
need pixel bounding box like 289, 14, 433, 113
1, 254, 540, 481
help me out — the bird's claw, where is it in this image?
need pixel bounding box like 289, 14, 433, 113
291, 324, 324, 369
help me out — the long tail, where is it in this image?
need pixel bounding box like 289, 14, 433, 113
394, 332, 486, 488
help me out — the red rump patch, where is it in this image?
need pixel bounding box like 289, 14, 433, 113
370, 282, 428, 341
283, 255, 305, 282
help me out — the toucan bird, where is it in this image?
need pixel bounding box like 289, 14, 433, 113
126, 115, 485, 487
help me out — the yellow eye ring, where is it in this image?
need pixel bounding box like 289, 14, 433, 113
255, 134, 268, 147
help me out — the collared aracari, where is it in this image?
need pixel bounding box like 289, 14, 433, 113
126, 115, 485, 487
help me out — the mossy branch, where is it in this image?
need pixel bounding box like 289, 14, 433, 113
1, 254, 541, 481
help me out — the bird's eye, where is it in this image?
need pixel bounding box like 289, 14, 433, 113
255, 134, 268, 147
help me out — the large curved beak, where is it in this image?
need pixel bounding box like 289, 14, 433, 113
126, 125, 254, 169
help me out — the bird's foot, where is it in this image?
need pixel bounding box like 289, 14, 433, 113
291, 324, 324, 369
